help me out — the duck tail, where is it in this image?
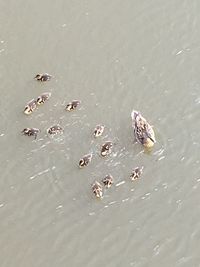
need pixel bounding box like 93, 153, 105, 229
131, 110, 140, 121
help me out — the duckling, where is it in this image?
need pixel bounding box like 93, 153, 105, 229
79, 154, 92, 168
101, 141, 113, 157
102, 174, 114, 188
22, 128, 40, 139
92, 181, 103, 198
131, 110, 156, 148
47, 125, 63, 135
130, 167, 143, 181
37, 92, 51, 105
65, 100, 81, 111
34, 73, 52, 81
93, 125, 105, 138
24, 99, 37, 115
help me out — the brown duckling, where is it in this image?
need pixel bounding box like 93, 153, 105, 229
79, 154, 92, 168
93, 125, 105, 138
100, 141, 113, 157
92, 181, 103, 198
65, 100, 81, 111
130, 167, 143, 181
24, 99, 37, 115
37, 92, 51, 105
102, 174, 114, 188
47, 125, 63, 135
22, 128, 40, 139
34, 73, 52, 82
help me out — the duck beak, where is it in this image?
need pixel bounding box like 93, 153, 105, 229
145, 132, 155, 143
149, 136, 155, 143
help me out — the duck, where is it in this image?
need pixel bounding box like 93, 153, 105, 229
92, 181, 103, 198
102, 174, 114, 188
22, 128, 40, 139
101, 141, 113, 157
65, 100, 81, 111
24, 99, 37, 115
130, 167, 143, 181
34, 73, 52, 81
79, 154, 92, 168
47, 125, 63, 135
93, 125, 105, 138
37, 92, 51, 105
131, 110, 156, 148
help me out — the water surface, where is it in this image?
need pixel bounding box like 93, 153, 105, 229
0, 0, 200, 266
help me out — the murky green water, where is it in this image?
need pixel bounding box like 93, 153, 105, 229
1, 0, 200, 266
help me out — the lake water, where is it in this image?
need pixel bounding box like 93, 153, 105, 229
1, 0, 200, 266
